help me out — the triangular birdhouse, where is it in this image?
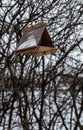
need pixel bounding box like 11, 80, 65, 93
15, 22, 56, 56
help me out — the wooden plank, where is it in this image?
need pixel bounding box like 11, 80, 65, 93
15, 46, 37, 55
22, 22, 46, 33
34, 46, 56, 56
15, 46, 56, 56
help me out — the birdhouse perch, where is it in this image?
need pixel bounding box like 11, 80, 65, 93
15, 22, 56, 56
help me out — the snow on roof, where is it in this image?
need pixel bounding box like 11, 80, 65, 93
17, 34, 37, 50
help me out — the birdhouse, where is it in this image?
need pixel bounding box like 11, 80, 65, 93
15, 22, 56, 56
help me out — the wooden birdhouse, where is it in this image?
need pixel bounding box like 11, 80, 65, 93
15, 22, 56, 56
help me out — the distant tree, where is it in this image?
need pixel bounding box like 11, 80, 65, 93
0, 0, 83, 130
